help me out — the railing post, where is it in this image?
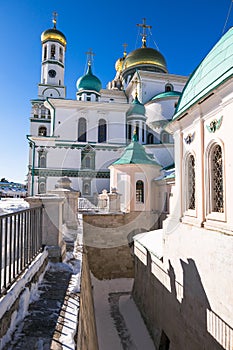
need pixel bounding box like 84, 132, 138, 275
26, 195, 66, 262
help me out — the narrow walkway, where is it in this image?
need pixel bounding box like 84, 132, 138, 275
4, 251, 81, 350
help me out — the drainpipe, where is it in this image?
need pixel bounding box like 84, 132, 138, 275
26, 135, 35, 196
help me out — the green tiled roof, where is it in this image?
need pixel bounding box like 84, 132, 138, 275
150, 91, 181, 101
112, 136, 160, 166
173, 27, 233, 120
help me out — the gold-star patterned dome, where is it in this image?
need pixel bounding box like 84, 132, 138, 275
122, 46, 167, 73
41, 13, 67, 47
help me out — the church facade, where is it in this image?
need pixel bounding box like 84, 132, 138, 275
133, 26, 233, 349
27, 17, 187, 206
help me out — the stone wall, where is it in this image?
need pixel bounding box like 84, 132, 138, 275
77, 251, 99, 350
82, 211, 159, 279
0, 251, 48, 348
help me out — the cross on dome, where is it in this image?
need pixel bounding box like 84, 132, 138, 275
85, 48, 95, 65
52, 11, 58, 29
123, 43, 128, 57
137, 18, 152, 47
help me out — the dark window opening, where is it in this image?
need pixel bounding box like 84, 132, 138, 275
51, 44, 56, 59
136, 180, 144, 203
78, 118, 87, 142
98, 119, 107, 143
147, 133, 154, 144
38, 126, 47, 136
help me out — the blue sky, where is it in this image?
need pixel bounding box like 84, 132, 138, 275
0, 0, 231, 183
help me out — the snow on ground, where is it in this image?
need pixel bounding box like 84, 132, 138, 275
134, 229, 164, 259
0, 198, 29, 215
92, 276, 155, 350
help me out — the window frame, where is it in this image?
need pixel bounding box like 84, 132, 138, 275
98, 118, 107, 143
78, 118, 87, 142
183, 151, 197, 217
136, 180, 144, 203
205, 140, 226, 222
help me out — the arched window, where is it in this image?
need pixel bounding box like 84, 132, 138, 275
98, 119, 107, 143
43, 45, 47, 60
38, 126, 47, 136
41, 107, 46, 118
147, 133, 154, 144
78, 118, 87, 142
38, 149, 47, 168
84, 183, 89, 194
186, 154, 195, 210
85, 156, 91, 168
33, 104, 39, 118
136, 180, 144, 203
59, 47, 63, 62
210, 144, 224, 213
161, 132, 169, 144
51, 44, 56, 59
38, 180, 46, 194
165, 83, 173, 92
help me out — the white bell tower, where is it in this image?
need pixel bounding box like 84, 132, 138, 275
38, 12, 66, 99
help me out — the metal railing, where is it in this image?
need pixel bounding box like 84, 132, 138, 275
0, 206, 43, 297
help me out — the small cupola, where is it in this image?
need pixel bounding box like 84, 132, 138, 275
76, 57, 102, 102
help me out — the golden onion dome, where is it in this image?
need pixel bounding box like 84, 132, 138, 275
41, 28, 67, 47
115, 56, 125, 72
122, 46, 167, 73
115, 48, 127, 73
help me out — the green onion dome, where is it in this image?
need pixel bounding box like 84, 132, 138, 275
76, 63, 102, 92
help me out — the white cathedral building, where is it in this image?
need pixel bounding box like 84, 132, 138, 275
27, 16, 187, 205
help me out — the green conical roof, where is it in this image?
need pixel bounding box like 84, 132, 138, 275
112, 135, 160, 166
76, 63, 102, 93
126, 95, 145, 117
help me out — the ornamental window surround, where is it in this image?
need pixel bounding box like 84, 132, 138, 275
81, 146, 95, 170
38, 149, 47, 168
38, 177, 46, 194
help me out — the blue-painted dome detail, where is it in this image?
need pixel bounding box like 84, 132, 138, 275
126, 95, 145, 117
173, 27, 233, 120
76, 63, 102, 93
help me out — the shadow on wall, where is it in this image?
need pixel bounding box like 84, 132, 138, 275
133, 252, 231, 350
